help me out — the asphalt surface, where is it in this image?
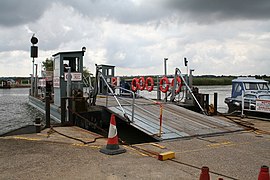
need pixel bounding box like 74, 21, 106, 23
0, 117, 270, 180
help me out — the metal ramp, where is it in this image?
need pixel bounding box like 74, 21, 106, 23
96, 96, 243, 141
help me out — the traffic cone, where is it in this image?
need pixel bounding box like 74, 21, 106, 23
258, 165, 270, 180
199, 166, 210, 180
100, 114, 126, 155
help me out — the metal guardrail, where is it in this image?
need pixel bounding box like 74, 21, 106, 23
171, 68, 207, 115
98, 72, 164, 136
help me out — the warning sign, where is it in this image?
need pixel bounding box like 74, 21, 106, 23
64, 73, 82, 81
53, 77, 60, 88
256, 99, 270, 113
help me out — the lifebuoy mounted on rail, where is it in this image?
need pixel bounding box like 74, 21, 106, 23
159, 76, 170, 93
131, 78, 138, 92
145, 77, 154, 92
138, 77, 145, 90
111, 77, 117, 87
170, 76, 182, 94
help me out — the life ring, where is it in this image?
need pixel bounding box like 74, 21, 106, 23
159, 76, 169, 93
170, 76, 182, 94
138, 77, 145, 90
131, 78, 138, 92
145, 77, 154, 92
111, 77, 117, 87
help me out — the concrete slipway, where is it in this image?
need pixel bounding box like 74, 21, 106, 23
1, 117, 270, 179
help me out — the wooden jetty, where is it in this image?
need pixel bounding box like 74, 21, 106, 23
95, 95, 243, 141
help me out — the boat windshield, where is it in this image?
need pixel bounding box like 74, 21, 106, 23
258, 83, 269, 90
244, 82, 269, 90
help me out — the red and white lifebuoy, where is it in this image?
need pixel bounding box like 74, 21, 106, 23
145, 77, 154, 92
159, 76, 169, 93
131, 78, 138, 92
170, 76, 182, 94
138, 77, 145, 91
111, 77, 117, 87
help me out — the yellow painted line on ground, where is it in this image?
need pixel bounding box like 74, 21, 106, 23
207, 141, 233, 147
149, 142, 166, 149
13, 136, 41, 141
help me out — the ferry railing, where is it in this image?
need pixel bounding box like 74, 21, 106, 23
171, 68, 207, 115
98, 74, 164, 136
111, 88, 164, 137
98, 73, 130, 122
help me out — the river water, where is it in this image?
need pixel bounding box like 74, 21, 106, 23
0, 88, 44, 135
0, 85, 232, 135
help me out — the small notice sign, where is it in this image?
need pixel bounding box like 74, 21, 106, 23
64, 73, 82, 81
256, 99, 270, 113
53, 77, 60, 88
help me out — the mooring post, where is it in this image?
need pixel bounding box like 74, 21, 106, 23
45, 95, 51, 128
34, 117, 41, 133
214, 93, 218, 115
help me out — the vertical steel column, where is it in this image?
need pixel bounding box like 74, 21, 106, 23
214, 93, 218, 115
164, 58, 168, 102
45, 96, 50, 128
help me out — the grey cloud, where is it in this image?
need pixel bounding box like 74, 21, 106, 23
164, 0, 270, 23
0, 0, 51, 27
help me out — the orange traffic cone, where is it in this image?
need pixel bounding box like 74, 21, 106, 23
199, 166, 210, 180
100, 114, 126, 155
258, 165, 270, 180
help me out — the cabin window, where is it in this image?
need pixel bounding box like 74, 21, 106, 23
258, 83, 269, 90
235, 83, 242, 93
259, 95, 270, 100
244, 94, 256, 100
244, 83, 258, 90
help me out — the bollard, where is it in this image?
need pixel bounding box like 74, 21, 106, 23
34, 117, 41, 133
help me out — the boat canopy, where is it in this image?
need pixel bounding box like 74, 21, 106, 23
231, 77, 269, 98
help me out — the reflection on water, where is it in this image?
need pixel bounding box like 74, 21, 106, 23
0, 88, 44, 135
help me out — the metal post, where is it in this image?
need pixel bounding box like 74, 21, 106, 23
31, 57, 35, 96
241, 90, 244, 118
66, 67, 71, 122
61, 98, 66, 124
34, 64, 38, 97
214, 93, 218, 115
157, 76, 161, 100
45, 96, 50, 128
164, 58, 168, 102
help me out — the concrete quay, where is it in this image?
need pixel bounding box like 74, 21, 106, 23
0, 117, 270, 180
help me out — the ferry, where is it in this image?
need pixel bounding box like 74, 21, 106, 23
224, 77, 270, 118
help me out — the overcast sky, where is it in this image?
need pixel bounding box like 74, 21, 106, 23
0, 0, 270, 77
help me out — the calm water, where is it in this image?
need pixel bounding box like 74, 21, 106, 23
0, 88, 44, 135
0, 85, 232, 135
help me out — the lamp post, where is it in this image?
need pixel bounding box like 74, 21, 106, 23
164, 58, 168, 102
30, 35, 38, 96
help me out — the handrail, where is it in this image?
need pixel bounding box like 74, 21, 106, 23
172, 68, 207, 115
105, 81, 164, 136
98, 72, 130, 122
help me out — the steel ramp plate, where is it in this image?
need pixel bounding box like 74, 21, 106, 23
103, 98, 243, 141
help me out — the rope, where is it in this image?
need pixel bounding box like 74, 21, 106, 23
47, 126, 105, 144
